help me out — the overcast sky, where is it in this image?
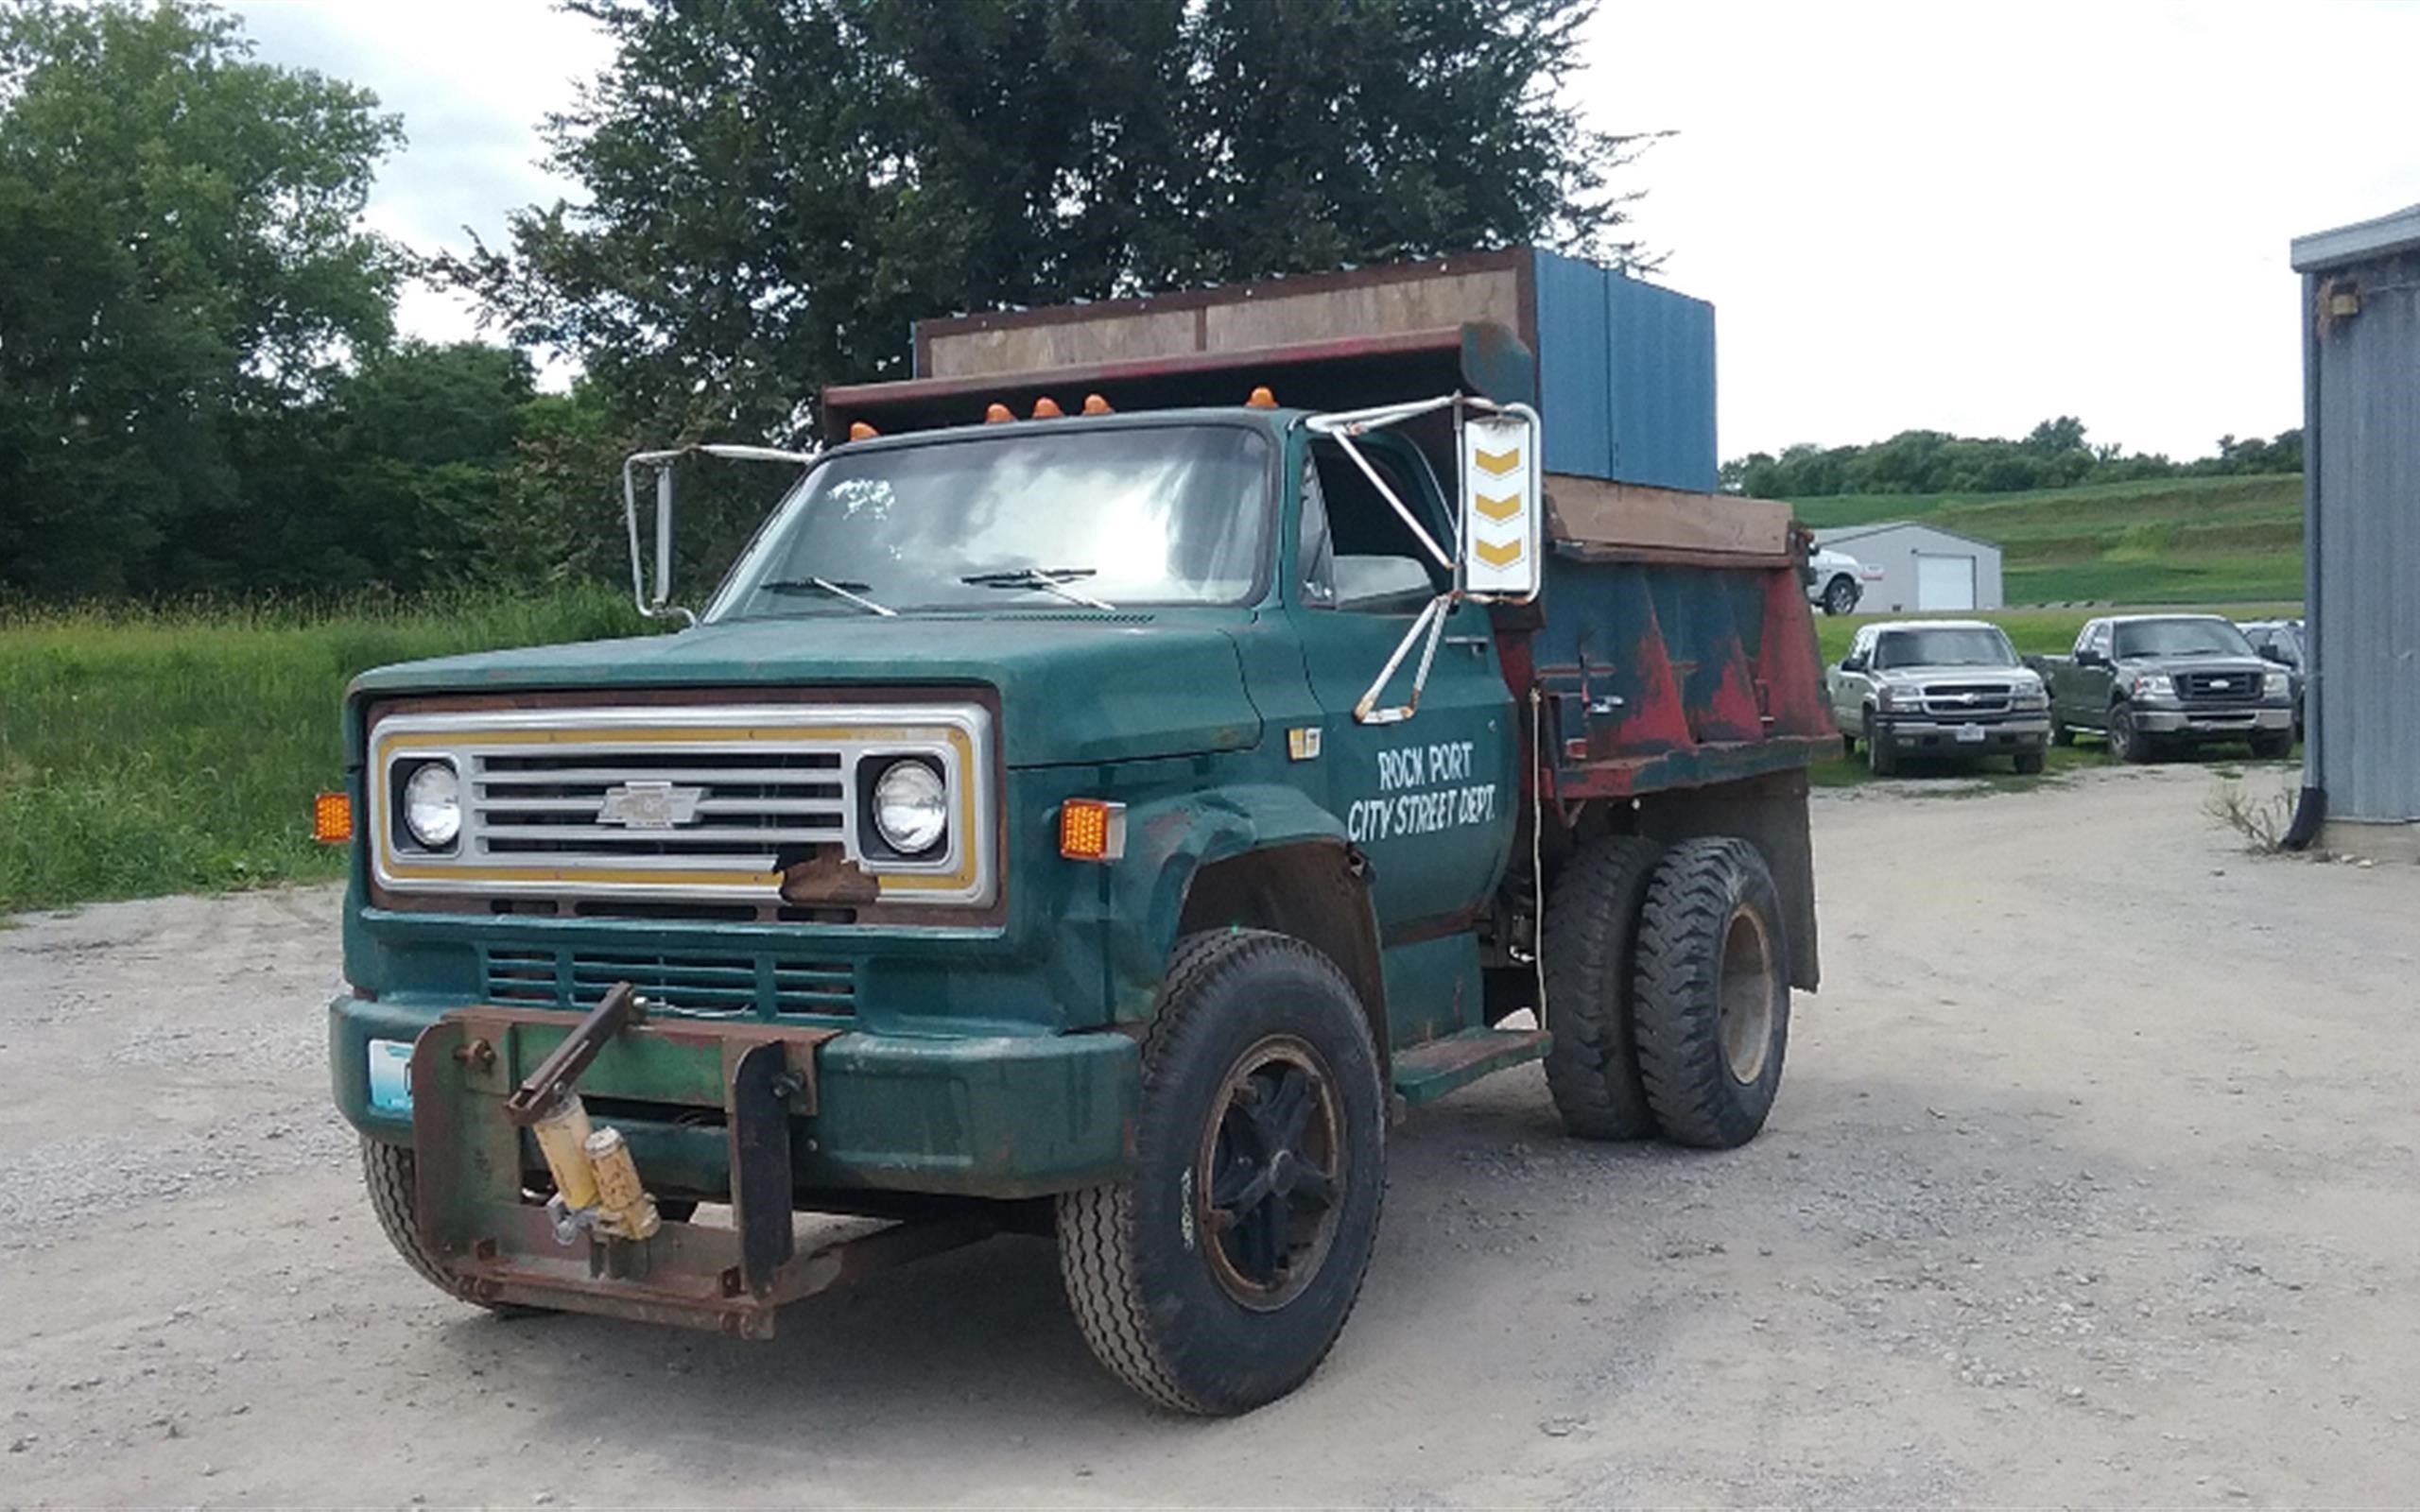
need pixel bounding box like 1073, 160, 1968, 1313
228, 0, 2420, 461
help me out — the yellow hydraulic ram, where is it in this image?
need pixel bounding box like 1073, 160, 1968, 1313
503, 982, 663, 1242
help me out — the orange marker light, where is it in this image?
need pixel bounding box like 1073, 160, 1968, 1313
984, 402, 1013, 423
1058, 799, 1128, 863
1081, 393, 1112, 415
312, 791, 354, 845
1031, 396, 1063, 419
1245, 385, 1277, 409
848, 421, 878, 440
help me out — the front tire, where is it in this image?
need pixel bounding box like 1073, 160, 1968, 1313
2108, 703, 2152, 764
1057, 931, 1386, 1416
360, 1138, 542, 1316
1631, 839, 1790, 1150
2249, 730, 2293, 760
1542, 835, 1664, 1141
1821, 576, 1859, 616
1865, 713, 1898, 775
2014, 748, 2047, 776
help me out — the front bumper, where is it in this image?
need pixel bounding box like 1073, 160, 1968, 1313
2132, 705, 2293, 737
1878, 714, 2050, 753
332, 992, 1137, 1202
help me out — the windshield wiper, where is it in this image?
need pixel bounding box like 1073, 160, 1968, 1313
959, 566, 1115, 610
754, 577, 896, 616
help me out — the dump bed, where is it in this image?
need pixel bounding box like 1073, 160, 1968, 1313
821, 250, 1835, 799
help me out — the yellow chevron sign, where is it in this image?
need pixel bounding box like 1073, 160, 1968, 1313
1473, 490, 1522, 522
1473, 537, 1524, 568
1473, 447, 1522, 476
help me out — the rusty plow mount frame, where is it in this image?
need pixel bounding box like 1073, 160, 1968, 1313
406, 984, 993, 1338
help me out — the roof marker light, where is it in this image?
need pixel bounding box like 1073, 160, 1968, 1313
984, 403, 1013, 423
1082, 393, 1112, 415
1031, 396, 1063, 419
848, 421, 877, 440
1246, 386, 1277, 409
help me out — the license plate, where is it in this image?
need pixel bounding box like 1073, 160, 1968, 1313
1954, 724, 1987, 744
368, 1039, 414, 1114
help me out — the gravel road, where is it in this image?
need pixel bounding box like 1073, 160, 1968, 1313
4, 764, 2415, 1505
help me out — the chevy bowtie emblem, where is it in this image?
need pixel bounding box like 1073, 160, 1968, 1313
596, 780, 705, 829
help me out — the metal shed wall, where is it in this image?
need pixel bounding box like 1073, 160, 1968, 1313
2297, 218, 2420, 836
1532, 251, 1719, 493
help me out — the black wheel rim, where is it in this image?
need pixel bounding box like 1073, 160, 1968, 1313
1195, 1035, 1346, 1311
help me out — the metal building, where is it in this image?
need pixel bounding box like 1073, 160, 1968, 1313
1809, 521, 2005, 612
2290, 204, 2420, 860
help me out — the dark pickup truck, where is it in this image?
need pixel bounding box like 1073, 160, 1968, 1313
2029, 614, 2295, 763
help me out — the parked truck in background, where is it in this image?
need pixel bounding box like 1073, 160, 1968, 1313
1828, 620, 2050, 775
322, 250, 1832, 1416
1806, 545, 1884, 616
2030, 614, 2294, 763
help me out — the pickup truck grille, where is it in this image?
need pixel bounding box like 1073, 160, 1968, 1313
2176, 670, 2259, 702
485, 946, 856, 1018
367, 703, 995, 907
1918, 682, 2014, 715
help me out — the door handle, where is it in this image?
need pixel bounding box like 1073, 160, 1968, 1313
1443, 634, 1489, 651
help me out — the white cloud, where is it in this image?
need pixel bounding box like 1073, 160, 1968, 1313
222, 0, 2420, 458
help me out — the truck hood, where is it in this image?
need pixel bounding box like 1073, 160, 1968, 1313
348, 612, 1267, 767
1876, 664, 2038, 685
2112, 654, 2270, 678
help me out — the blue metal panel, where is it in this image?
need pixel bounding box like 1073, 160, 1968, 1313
1530, 250, 1718, 492
2308, 245, 2420, 824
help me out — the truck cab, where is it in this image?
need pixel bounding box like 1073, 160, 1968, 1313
328, 254, 1832, 1416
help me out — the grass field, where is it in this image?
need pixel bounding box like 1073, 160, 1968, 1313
0, 590, 649, 914
2, 593, 2296, 914
1796, 473, 2303, 605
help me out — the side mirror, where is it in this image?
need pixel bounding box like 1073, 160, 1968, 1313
2256, 644, 2289, 665
1841, 653, 1868, 673
1460, 404, 1543, 601
623, 442, 818, 626
2075, 647, 2104, 668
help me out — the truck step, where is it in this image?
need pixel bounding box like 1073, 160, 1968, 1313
1390, 1026, 1551, 1108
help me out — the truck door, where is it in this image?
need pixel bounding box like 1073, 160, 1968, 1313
1288, 435, 1518, 938
2072, 619, 2113, 723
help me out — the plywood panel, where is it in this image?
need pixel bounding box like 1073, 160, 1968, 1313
925, 310, 1200, 378
1203, 269, 1522, 353
1544, 474, 1793, 559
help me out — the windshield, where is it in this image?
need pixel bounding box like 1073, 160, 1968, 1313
1872, 627, 2017, 669
707, 424, 1271, 619
2112, 619, 2254, 659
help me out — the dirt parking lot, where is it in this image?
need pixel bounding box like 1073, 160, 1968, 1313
4, 764, 2415, 1505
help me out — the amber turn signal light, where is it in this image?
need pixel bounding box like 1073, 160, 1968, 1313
312, 791, 354, 845
1245, 385, 1277, 409
848, 421, 878, 440
1059, 799, 1128, 862
1031, 396, 1063, 419
984, 402, 1013, 422
1081, 393, 1112, 415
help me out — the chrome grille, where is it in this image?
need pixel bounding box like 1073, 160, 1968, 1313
2177, 671, 2256, 701
475, 749, 846, 857
367, 702, 995, 906
484, 946, 855, 1017
1919, 681, 2014, 715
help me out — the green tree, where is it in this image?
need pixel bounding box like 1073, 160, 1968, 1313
0, 0, 404, 594
449, 0, 1653, 451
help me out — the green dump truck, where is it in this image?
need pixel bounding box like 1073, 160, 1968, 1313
328, 249, 1832, 1415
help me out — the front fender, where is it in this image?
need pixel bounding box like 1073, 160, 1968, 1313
1102, 783, 1352, 1021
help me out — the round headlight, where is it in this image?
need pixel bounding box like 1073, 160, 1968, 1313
872, 761, 947, 855
402, 761, 461, 849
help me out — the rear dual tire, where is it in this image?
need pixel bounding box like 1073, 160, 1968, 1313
1544, 836, 1789, 1152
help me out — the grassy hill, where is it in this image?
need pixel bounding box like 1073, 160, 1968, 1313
1793, 473, 2303, 605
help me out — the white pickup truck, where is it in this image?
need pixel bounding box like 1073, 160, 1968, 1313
1806, 546, 1884, 616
